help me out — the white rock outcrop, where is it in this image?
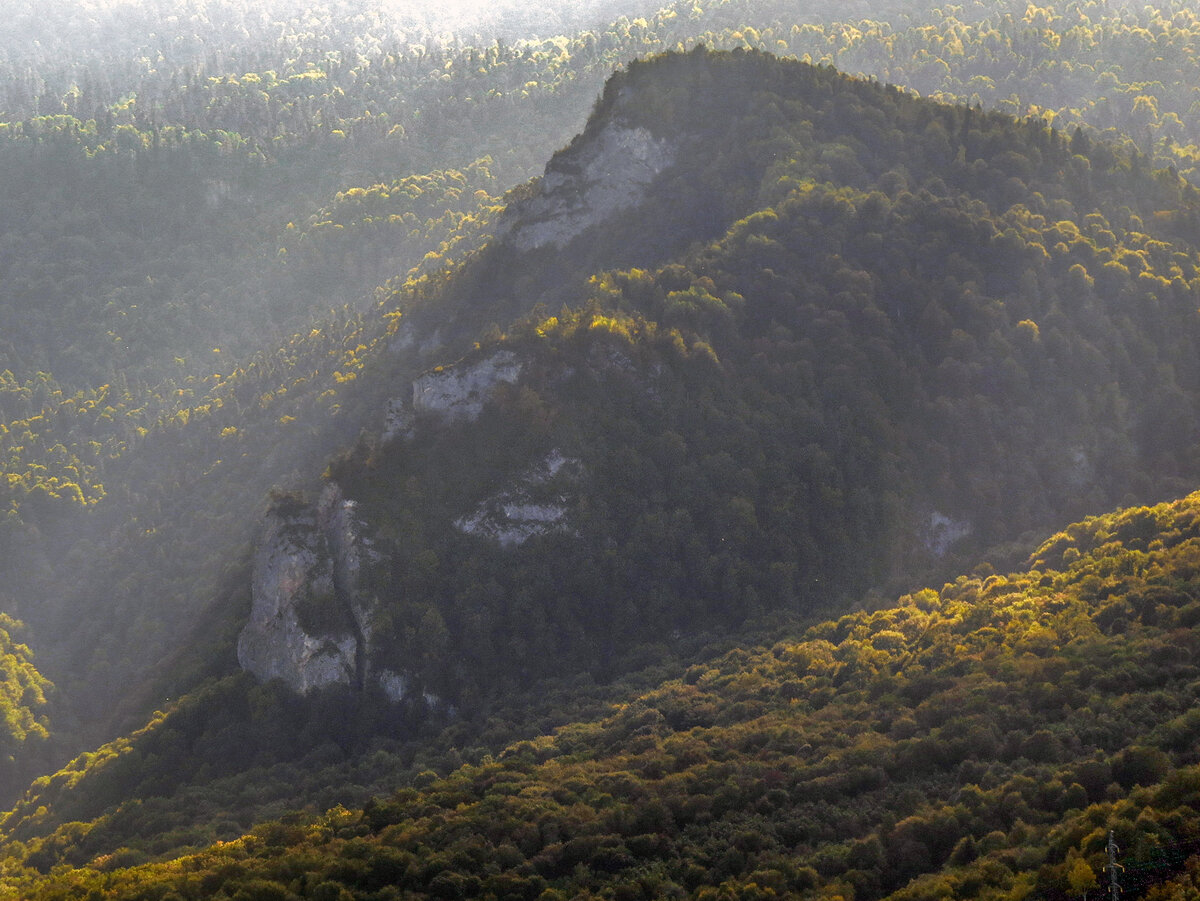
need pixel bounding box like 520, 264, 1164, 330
505, 123, 674, 251
455, 449, 578, 547
377, 669, 409, 703
319, 484, 377, 655
413, 350, 523, 420
923, 511, 972, 557
237, 500, 355, 693
386, 350, 524, 441
238, 484, 384, 695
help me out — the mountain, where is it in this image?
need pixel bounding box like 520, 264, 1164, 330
13, 484, 1200, 899
9, 0, 1200, 772
5, 45, 1200, 875
8, 2, 1200, 893
239, 45, 1200, 709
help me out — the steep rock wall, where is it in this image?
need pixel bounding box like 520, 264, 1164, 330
238, 485, 382, 695
385, 350, 524, 441
502, 122, 674, 251
412, 350, 524, 421
455, 449, 579, 546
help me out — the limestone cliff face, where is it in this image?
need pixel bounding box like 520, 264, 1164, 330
238, 484, 383, 695
500, 121, 674, 252
455, 449, 579, 547
922, 511, 972, 558
413, 350, 524, 421
384, 350, 524, 441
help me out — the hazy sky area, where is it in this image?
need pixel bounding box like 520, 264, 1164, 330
380, 0, 521, 26
8, 0, 632, 36
0, 0, 644, 69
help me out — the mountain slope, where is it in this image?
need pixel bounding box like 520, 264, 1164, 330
12, 0, 1200, 783
12, 489, 1200, 899
302, 46, 1200, 706
0, 618, 50, 802
9, 44, 1200, 858
6, 0, 1200, 894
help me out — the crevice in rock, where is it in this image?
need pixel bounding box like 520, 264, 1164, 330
322, 487, 370, 692
326, 547, 364, 691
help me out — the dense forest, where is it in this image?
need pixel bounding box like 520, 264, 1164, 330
12, 488, 1200, 899
4, 0, 1200, 898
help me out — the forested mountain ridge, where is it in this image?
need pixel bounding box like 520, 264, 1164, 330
301, 45, 1200, 708
7, 43, 1200, 870
13, 487, 1200, 899
10, 0, 1200, 534
9, 0, 1200, 761
7, 0, 1200, 888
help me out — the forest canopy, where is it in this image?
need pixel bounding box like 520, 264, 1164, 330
12, 486, 1200, 900
3, 3, 1200, 898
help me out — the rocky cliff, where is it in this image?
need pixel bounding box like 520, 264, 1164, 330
244, 348, 548, 695
384, 349, 525, 441
237, 484, 383, 695
455, 449, 579, 546
501, 121, 675, 251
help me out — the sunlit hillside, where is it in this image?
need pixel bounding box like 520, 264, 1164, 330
14, 489, 1200, 899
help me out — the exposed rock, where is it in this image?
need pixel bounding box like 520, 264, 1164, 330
455, 449, 579, 547
237, 498, 356, 694
238, 484, 390, 696
456, 502, 570, 548
413, 350, 523, 421
377, 669, 409, 703
318, 484, 378, 689
503, 122, 674, 251
386, 350, 524, 441
923, 511, 972, 557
